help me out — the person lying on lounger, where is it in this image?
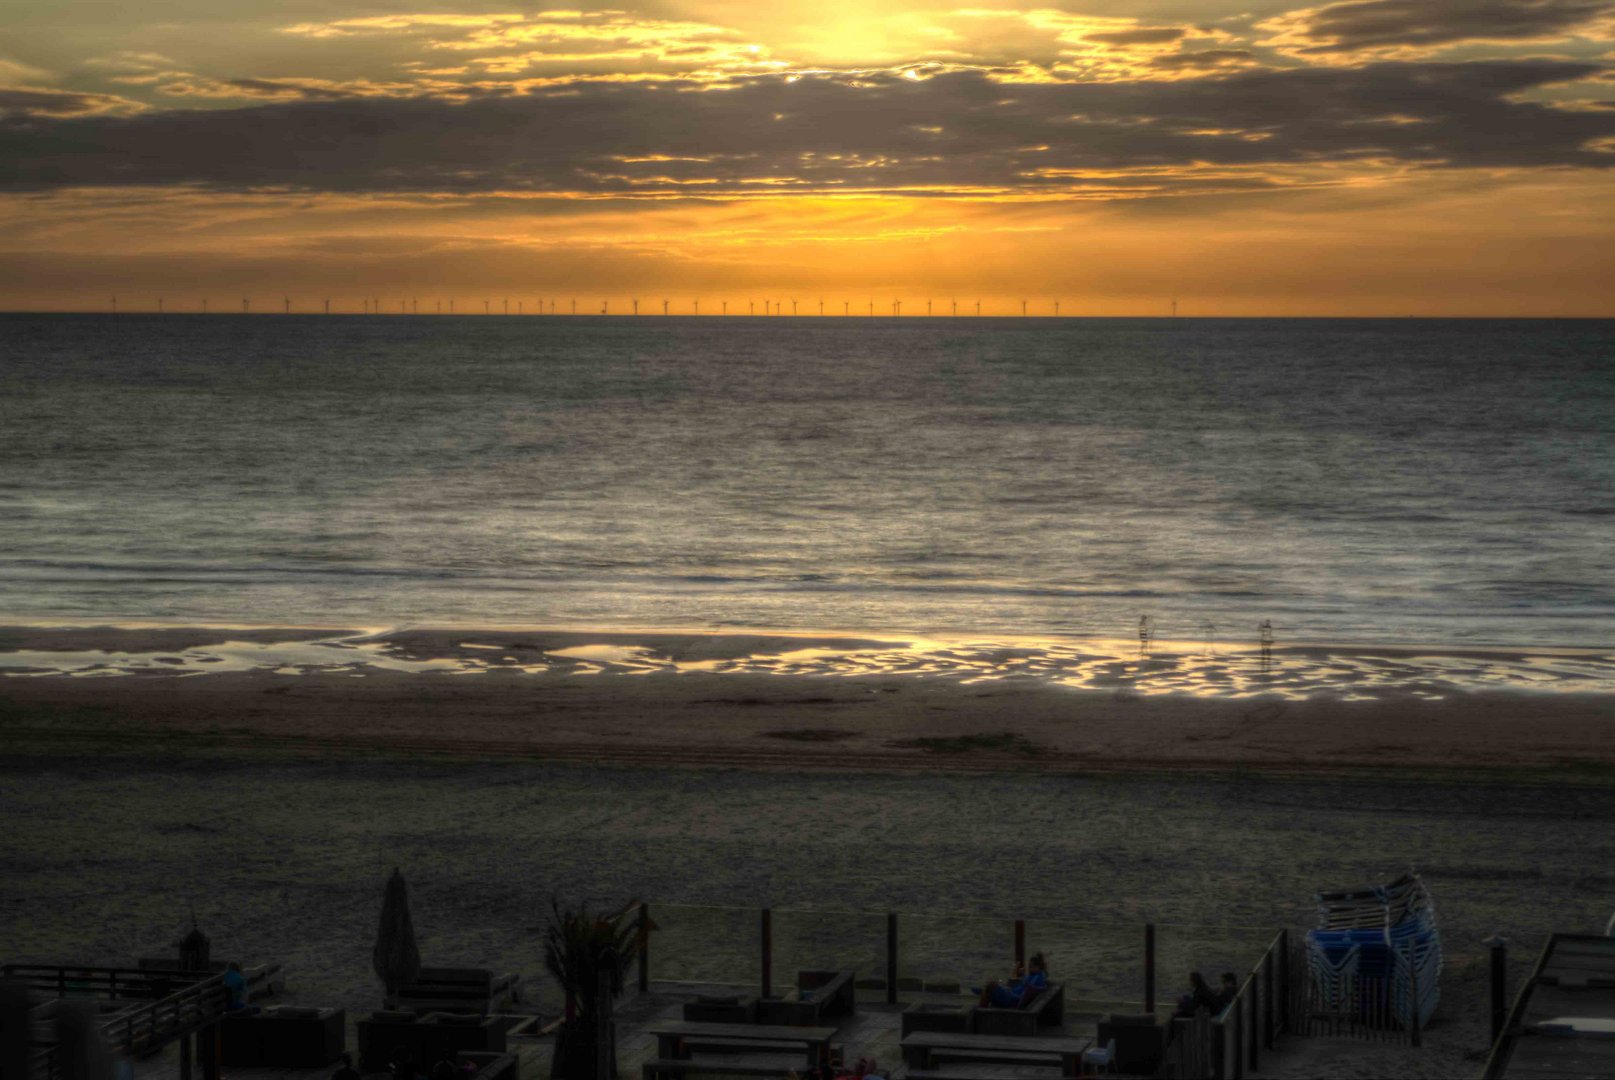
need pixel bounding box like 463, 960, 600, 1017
977, 951, 1049, 1008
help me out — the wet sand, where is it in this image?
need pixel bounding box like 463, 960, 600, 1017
2, 625, 1614, 781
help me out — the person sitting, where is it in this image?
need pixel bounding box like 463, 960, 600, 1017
1172, 971, 1220, 1019
979, 952, 1050, 1008
222, 962, 258, 1014
1218, 972, 1238, 1012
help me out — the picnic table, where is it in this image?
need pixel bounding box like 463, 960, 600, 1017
900, 1030, 1094, 1077
648, 1020, 839, 1066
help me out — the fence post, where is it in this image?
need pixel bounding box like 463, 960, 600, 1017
1263, 947, 1275, 1049
1014, 920, 1025, 972
637, 904, 649, 994
760, 908, 772, 999
1279, 930, 1290, 1035
1486, 936, 1507, 1046
180, 1032, 193, 1080
887, 913, 898, 1006
1248, 971, 1259, 1073
1144, 923, 1156, 1015
1231, 999, 1243, 1080
1212, 1017, 1225, 1080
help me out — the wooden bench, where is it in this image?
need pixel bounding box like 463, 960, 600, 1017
900, 1031, 1093, 1077
386, 967, 521, 1014
649, 1021, 837, 1068
905, 1071, 1065, 1080
971, 982, 1066, 1036
756, 969, 856, 1026
642, 1057, 798, 1079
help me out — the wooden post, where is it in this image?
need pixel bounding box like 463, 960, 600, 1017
760, 909, 773, 999
887, 913, 898, 1005
1486, 937, 1507, 1046
180, 1032, 193, 1080
1264, 948, 1275, 1049
1212, 1018, 1225, 1080
1230, 998, 1243, 1080
200, 1021, 219, 1080
638, 904, 650, 994
1144, 923, 1156, 1015
1014, 920, 1025, 972
1248, 971, 1259, 1072
1279, 930, 1290, 1035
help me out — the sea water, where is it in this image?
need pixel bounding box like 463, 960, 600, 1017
1, 314, 1611, 647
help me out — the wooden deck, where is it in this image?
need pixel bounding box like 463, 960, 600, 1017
117, 983, 1126, 1079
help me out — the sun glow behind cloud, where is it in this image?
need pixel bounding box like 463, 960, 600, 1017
1, 0, 1613, 312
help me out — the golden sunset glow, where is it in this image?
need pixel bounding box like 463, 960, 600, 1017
3, 0, 1614, 313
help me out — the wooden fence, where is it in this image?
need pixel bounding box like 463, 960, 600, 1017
1158, 930, 1292, 1080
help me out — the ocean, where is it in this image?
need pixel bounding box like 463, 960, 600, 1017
2, 313, 1612, 649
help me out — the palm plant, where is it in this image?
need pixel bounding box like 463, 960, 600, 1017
543, 899, 638, 1079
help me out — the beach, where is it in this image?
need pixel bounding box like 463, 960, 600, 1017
4, 624, 1615, 1077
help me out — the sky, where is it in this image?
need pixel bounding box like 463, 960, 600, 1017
2, 0, 1614, 314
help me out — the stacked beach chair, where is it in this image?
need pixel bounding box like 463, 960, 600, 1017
1304, 870, 1442, 1032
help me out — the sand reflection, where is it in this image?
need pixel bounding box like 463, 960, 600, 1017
2, 626, 1613, 701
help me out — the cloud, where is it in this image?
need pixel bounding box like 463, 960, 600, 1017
0, 85, 144, 118
1083, 28, 1189, 47
1261, 0, 1615, 61
1, 61, 1610, 198
281, 13, 527, 38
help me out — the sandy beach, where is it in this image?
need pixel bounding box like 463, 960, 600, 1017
3, 624, 1614, 1078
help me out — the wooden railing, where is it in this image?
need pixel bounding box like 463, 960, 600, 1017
4, 964, 230, 1077
97, 971, 229, 1057
1209, 930, 1290, 1080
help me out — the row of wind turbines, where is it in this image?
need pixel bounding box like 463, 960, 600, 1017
106, 296, 1180, 317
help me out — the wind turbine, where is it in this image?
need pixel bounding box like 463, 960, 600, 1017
791, 299, 797, 316
633, 298, 639, 315
694, 300, 700, 316
157, 297, 163, 314
110, 296, 117, 314
325, 299, 331, 315
819, 299, 824, 316
202, 298, 208, 314
844, 301, 849, 316
1054, 300, 1060, 317
926, 299, 932, 317
283, 297, 291, 314
242, 298, 249, 314
975, 299, 981, 316
662, 299, 669, 316
1021, 299, 1028, 316
951, 299, 957, 316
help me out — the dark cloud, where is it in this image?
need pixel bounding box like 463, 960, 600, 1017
1083, 28, 1188, 46
0, 86, 139, 118
1149, 49, 1260, 69
1, 61, 1611, 198
1272, 0, 1611, 55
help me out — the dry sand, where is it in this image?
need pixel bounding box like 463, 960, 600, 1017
3, 625, 1614, 1078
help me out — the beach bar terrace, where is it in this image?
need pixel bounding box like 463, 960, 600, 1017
3, 902, 1295, 1079
1481, 934, 1615, 1080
